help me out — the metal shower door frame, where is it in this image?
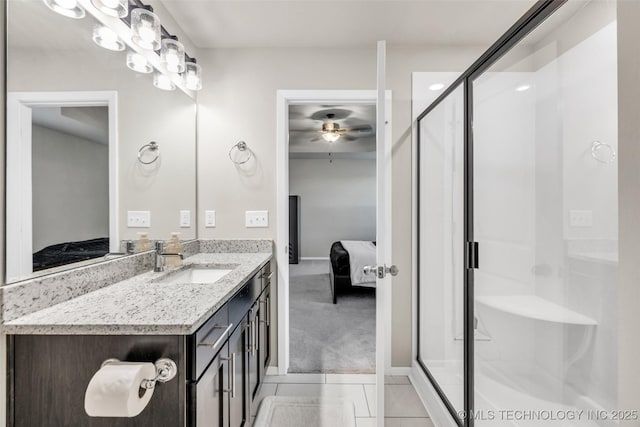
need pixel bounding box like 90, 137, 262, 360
415, 1, 568, 426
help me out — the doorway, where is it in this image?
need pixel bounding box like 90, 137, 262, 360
288, 102, 377, 373
275, 90, 392, 378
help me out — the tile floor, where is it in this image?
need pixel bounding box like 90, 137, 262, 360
254, 373, 435, 427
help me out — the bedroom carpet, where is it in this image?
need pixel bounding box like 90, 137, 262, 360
289, 260, 375, 373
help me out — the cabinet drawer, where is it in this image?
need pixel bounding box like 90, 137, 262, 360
260, 262, 272, 290
228, 277, 258, 329
191, 304, 230, 381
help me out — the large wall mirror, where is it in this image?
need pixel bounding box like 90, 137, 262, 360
5, 0, 197, 283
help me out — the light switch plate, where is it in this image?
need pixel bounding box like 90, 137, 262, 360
245, 210, 268, 228
127, 211, 150, 228
205, 210, 216, 228
180, 210, 191, 228
569, 210, 593, 227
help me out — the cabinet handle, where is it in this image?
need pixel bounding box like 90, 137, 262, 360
260, 272, 273, 281
259, 298, 270, 326
252, 318, 257, 357
198, 323, 233, 350
221, 353, 236, 398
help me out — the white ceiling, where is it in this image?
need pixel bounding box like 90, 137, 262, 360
289, 104, 376, 157
161, 0, 536, 49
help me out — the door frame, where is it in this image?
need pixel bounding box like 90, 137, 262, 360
276, 89, 392, 376
6, 91, 119, 282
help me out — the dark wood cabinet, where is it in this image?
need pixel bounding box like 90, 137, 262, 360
259, 285, 271, 372
228, 317, 248, 427
247, 302, 261, 403
8, 260, 273, 427
195, 343, 229, 427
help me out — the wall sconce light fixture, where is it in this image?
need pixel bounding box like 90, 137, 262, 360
90, 0, 127, 18
93, 24, 125, 51
43, 0, 85, 18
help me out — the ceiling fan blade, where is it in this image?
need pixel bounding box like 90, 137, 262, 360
343, 124, 373, 133
342, 134, 358, 141
290, 129, 322, 133
310, 137, 323, 142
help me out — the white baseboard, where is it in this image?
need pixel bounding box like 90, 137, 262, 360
299, 257, 330, 261
410, 361, 457, 427
389, 366, 412, 376
266, 366, 279, 376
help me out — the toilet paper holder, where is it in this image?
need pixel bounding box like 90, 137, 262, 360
101, 358, 178, 390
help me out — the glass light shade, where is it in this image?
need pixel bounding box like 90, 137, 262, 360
131, 8, 161, 50
161, 38, 186, 73
90, 0, 127, 17
153, 72, 176, 91
322, 132, 340, 142
92, 24, 125, 51
43, 0, 85, 18
184, 62, 202, 91
126, 51, 153, 73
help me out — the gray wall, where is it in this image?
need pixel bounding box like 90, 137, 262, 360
289, 158, 376, 258
196, 45, 489, 367
31, 125, 109, 252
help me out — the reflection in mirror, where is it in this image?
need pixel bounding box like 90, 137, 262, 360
6, 0, 197, 283
32, 106, 110, 272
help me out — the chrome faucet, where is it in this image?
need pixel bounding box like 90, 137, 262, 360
154, 241, 183, 272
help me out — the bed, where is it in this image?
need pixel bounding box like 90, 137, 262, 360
32, 237, 110, 271
329, 240, 376, 304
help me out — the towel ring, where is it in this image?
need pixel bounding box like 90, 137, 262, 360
591, 140, 616, 164
229, 141, 252, 165
138, 141, 160, 165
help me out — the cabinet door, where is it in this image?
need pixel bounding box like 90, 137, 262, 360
229, 319, 249, 427
259, 286, 271, 371
196, 343, 229, 427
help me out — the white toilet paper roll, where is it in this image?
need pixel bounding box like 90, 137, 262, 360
84, 362, 156, 417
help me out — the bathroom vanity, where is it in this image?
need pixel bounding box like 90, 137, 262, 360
4, 245, 272, 427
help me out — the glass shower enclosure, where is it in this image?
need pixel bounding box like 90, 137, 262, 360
417, 1, 618, 426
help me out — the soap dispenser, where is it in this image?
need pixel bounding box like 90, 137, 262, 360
137, 232, 152, 253
165, 232, 184, 267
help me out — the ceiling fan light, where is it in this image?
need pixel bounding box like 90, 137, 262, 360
322, 133, 340, 143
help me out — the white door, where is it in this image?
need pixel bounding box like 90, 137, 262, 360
371, 40, 397, 427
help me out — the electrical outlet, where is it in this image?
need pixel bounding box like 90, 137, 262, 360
245, 210, 268, 228
569, 210, 593, 227
127, 211, 150, 228
180, 210, 191, 228
205, 210, 216, 228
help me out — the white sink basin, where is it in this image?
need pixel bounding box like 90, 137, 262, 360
159, 268, 233, 284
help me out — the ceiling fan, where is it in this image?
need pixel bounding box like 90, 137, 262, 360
290, 113, 373, 143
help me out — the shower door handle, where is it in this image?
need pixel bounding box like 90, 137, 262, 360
364, 265, 398, 279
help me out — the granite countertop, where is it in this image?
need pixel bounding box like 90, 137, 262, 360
2, 252, 271, 335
